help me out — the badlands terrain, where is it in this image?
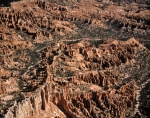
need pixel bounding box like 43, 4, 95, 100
0, 0, 150, 118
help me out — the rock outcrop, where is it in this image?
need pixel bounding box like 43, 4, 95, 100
0, 0, 150, 118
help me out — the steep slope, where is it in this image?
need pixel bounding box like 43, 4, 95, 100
0, 0, 150, 118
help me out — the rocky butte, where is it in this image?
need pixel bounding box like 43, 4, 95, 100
0, 0, 150, 118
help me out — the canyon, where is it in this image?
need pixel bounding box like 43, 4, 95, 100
0, 0, 150, 118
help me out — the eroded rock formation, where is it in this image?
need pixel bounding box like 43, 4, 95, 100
0, 0, 150, 118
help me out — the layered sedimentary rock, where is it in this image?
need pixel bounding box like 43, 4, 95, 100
0, 0, 150, 118
1, 37, 149, 118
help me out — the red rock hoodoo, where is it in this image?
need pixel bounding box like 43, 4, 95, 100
0, 0, 150, 118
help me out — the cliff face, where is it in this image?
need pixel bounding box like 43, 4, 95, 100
0, 0, 150, 118
5, 83, 66, 118
3, 81, 135, 118
2, 38, 149, 118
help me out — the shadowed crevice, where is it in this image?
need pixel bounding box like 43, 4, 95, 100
0, 0, 20, 7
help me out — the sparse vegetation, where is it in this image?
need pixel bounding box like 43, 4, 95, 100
1, 76, 9, 81
0, 0, 150, 117
89, 39, 104, 47
56, 69, 75, 77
